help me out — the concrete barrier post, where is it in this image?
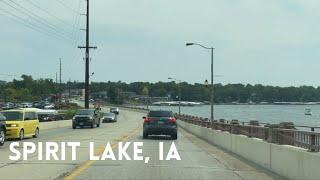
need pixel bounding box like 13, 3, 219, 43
230, 125, 234, 134
267, 128, 273, 143
248, 126, 252, 138
310, 127, 316, 152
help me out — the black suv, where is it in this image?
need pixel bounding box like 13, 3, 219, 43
143, 110, 177, 139
0, 113, 6, 146
72, 109, 100, 129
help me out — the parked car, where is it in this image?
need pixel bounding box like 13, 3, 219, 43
2, 102, 15, 110
1, 108, 40, 140
102, 113, 117, 123
44, 103, 55, 109
0, 113, 6, 146
72, 109, 100, 129
40, 114, 57, 122
110, 107, 119, 115
21, 102, 33, 108
0, 103, 4, 110
143, 110, 177, 139
34, 101, 46, 109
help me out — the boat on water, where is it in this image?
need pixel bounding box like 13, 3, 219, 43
152, 101, 204, 106
305, 108, 312, 116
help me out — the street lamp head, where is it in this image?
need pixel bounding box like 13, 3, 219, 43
168, 77, 173, 80
186, 43, 194, 46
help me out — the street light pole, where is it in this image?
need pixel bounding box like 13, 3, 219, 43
178, 82, 181, 115
168, 77, 182, 115
210, 48, 214, 122
186, 43, 215, 122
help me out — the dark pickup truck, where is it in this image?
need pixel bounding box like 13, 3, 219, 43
0, 113, 6, 146
72, 109, 100, 129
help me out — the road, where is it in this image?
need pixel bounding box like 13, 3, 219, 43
0, 108, 282, 180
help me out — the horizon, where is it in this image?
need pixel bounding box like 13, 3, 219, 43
3, 73, 320, 89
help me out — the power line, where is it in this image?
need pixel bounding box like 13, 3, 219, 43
25, 0, 79, 31
71, 0, 83, 44
8, 0, 76, 41
2, 0, 76, 42
0, 6, 73, 43
55, 0, 81, 14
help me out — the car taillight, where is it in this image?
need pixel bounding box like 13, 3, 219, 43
169, 117, 176, 123
144, 117, 153, 123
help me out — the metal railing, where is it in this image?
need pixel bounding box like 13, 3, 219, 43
176, 114, 320, 152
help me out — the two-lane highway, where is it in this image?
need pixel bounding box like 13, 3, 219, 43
0, 108, 282, 179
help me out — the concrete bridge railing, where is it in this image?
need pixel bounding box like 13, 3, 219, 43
177, 116, 320, 180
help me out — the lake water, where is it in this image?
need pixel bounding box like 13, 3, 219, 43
142, 105, 320, 128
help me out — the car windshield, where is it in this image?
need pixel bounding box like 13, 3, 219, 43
111, 108, 117, 110
148, 111, 173, 117
104, 113, 114, 117
76, 109, 94, 115
1, 111, 23, 121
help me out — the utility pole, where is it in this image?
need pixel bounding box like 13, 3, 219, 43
59, 58, 62, 104
78, 0, 97, 109
55, 72, 58, 104
68, 78, 71, 99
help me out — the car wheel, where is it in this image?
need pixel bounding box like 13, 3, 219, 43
19, 129, 24, 140
0, 128, 5, 146
143, 132, 148, 139
72, 124, 76, 129
171, 133, 178, 140
97, 123, 100, 128
91, 123, 94, 128
33, 128, 39, 138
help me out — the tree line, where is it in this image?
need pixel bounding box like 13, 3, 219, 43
1, 75, 320, 103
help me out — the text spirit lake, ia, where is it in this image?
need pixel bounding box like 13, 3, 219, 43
9, 141, 181, 162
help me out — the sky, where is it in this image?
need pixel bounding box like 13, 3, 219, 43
1, 0, 320, 87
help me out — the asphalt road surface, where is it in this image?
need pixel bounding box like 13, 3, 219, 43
0, 108, 282, 180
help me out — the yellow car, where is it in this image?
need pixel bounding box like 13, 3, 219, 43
1, 108, 40, 140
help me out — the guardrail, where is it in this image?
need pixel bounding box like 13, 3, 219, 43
176, 114, 320, 152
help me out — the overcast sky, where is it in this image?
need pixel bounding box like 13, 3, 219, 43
1, 0, 320, 86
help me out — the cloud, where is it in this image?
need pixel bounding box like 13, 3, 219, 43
1, 0, 320, 86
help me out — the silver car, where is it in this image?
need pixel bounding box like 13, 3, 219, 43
102, 113, 117, 123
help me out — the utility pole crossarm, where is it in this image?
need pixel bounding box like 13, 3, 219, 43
78, 46, 97, 49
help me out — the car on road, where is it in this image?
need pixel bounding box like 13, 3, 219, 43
0, 113, 6, 146
102, 112, 117, 123
72, 109, 100, 129
110, 107, 119, 115
1, 108, 40, 140
143, 110, 177, 140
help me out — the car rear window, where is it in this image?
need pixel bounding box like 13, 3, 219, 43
148, 111, 173, 117
105, 113, 115, 117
